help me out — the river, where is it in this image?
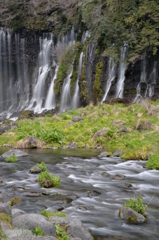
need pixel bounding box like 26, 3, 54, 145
0, 148, 159, 240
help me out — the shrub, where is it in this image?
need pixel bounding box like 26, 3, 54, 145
32, 226, 44, 236
38, 171, 61, 188
5, 153, 17, 163
124, 197, 147, 215
36, 161, 47, 172
55, 224, 69, 240
41, 210, 67, 220
146, 154, 159, 170
36, 128, 64, 145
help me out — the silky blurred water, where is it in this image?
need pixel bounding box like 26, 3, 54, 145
0, 148, 159, 240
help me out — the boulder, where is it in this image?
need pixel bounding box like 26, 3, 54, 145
117, 126, 128, 133
30, 165, 41, 174
112, 120, 125, 127
93, 128, 109, 138
17, 136, 43, 149
22, 192, 41, 197
2, 150, 28, 158
113, 150, 123, 157
72, 116, 84, 122
69, 142, 78, 149
51, 216, 93, 240
148, 104, 159, 117
0, 203, 11, 215
11, 208, 25, 218
0, 193, 4, 203
136, 119, 152, 131
12, 213, 56, 236
0, 122, 18, 135
112, 174, 125, 180
6, 237, 57, 240
1, 222, 33, 238
87, 190, 101, 197
98, 152, 111, 158
18, 110, 35, 120
101, 172, 110, 177
119, 207, 146, 223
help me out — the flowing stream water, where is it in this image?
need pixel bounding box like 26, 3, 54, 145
0, 148, 159, 240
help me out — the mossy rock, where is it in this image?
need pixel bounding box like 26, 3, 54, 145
7, 197, 22, 207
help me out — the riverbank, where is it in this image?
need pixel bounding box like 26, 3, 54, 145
0, 101, 159, 162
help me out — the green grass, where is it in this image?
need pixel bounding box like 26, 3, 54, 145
0, 213, 11, 224
38, 171, 61, 188
124, 197, 147, 215
41, 210, 67, 220
5, 153, 18, 163
146, 154, 159, 170
36, 161, 47, 172
32, 226, 44, 236
0, 101, 159, 161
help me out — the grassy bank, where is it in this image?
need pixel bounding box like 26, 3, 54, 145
0, 101, 159, 162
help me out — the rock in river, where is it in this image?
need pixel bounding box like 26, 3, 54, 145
30, 165, 42, 174
2, 150, 28, 158
119, 207, 146, 223
12, 213, 56, 236
6, 237, 57, 240
51, 216, 93, 240
0, 203, 11, 215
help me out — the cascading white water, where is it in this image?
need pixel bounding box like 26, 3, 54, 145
0, 27, 78, 120
81, 30, 90, 44
72, 52, 83, 109
102, 59, 116, 102
28, 36, 53, 113
134, 60, 157, 102
116, 45, 127, 98
148, 61, 157, 97
134, 59, 147, 103
0, 29, 31, 120
60, 65, 73, 112
45, 64, 59, 110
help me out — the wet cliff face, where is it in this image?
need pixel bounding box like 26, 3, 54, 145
83, 42, 159, 103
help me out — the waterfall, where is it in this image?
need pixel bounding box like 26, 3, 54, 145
148, 61, 157, 97
60, 65, 73, 112
81, 30, 90, 44
116, 46, 127, 98
28, 36, 53, 113
0, 27, 78, 120
45, 64, 59, 110
102, 59, 116, 102
134, 59, 147, 103
72, 52, 83, 109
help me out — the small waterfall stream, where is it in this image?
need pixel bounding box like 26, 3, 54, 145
148, 61, 157, 97
116, 46, 127, 98
72, 52, 83, 109
60, 65, 73, 112
45, 64, 59, 110
102, 59, 116, 102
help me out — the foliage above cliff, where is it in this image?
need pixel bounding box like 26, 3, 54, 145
81, 0, 159, 59
0, 0, 159, 59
